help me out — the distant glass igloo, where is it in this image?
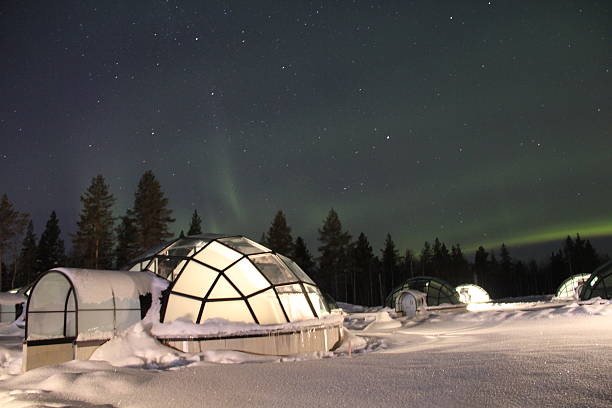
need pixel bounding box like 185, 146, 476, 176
386, 276, 463, 308
555, 273, 591, 299
456, 283, 491, 303
580, 261, 612, 300
127, 234, 329, 325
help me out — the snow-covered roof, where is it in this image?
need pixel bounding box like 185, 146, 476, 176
26, 268, 166, 341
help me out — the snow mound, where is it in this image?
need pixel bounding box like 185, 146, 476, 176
363, 311, 402, 331
90, 322, 195, 368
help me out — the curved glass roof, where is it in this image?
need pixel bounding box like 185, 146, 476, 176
580, 261, 612, 300
127, 234, 329, 325
555, 273, 591, 299
386, 276, 462, 308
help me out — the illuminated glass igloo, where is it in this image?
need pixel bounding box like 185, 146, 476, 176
456, 284, 491, 304
555, 273, 591, 299
127, 234, 329, 325
580, 261, 612, 300
386, 276, 463, 308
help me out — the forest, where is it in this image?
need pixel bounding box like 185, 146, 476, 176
0, 171, 608, 305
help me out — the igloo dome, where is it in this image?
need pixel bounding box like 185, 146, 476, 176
127, 234, 330, 325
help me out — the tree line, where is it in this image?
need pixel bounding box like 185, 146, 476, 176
1, 176, 609, 303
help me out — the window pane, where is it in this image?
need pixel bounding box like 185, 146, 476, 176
172, 261, 218, 298
276, 284, 314, 321
29, 272, 71, 312
154, 257, 187, 280
277, 254, 315, 284
116, 310, 142, 331
208, 276, 241, 299
247, 289, 287, 324
201, 300, 255, 324
194, 241, 242, 270
224, 258, 270, 295
164, 294, 202, 323
161, 238, 208, 257
79, 310, 114, 336
218, 237, 270, 255
65, 311, 76, 337
27, 312, 65, 340
250, 254, 297, 284
304, 284, 330, 317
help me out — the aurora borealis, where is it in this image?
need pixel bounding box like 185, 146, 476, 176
1, 1, 610, 259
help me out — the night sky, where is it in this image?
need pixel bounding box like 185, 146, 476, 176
1, 1, 610, 259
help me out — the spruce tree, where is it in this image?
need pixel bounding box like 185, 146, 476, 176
0, 194, 28, 290
16, 220, 37, 287
115, 213, 140, 268
317, 209, 351, 300
293, 236, 315, 276
473, 246, 488, 286
187, 209, 203, 235
37, 211, 66, 272
266, 210, 293, 256
132, 171, 175, 251
72, 175, 116, 269
353, 232, 375, 305
450, 244, 469, 285
420, 241, 433, 275
381, 233, 399, 295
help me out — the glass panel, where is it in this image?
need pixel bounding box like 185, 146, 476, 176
135, 241, 172, 260
65, 311, 76, 337
194, 241, 242, 270
276, 284, 314, 321
79, 310, 114, 335
116, 310, 142, 331
201, 300, 254, 324
218, 237, 271, 255
164, 238, 209, 257
129, 261, 148, 272
114, 293, 140, 310
247, 289, 287, 324
208, 276, 241, 299
304, 284, 330, 316
146, 258, 157, 274
154, 257, 187, 280
163, 294, 202, 323
27, 312, 65, 340
277, 254, 315, 284
224, 258, 270, 295
172, 261, 218, 298
29, 272, 72, 312
250, 254, 297, 284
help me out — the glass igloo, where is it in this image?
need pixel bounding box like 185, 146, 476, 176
555, 273, 591, 299
127, 234, 329, 325
456, 283, 491, 304
580, 261, 612, 300
386, 276, 463, 308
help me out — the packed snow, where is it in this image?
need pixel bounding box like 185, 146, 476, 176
0, 298, 611, 407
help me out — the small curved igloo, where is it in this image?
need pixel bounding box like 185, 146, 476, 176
127, 234, 330, 325
386, 276, 463, 309
456, 284, 491, 303
555, 273, 591, 299
580, 261, 612, 300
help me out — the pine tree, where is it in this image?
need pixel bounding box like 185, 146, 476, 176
317, 209, 351, 300
37, 211, 66, 272
0, 194, 29, 290
353, 233, 374, 305
293, 236, 315, 276
72, 175, 116, 269
187, 209, 203, 235
132, 171, 175, 251
115, 213, 140, 268
450, 244, 469, 285
16, 220, 37, 288
473, 246, 488, 286
266, 210, 293, 256
499, 244, 514, 297
381, 233, 399, 295
420, 241, 433, 275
